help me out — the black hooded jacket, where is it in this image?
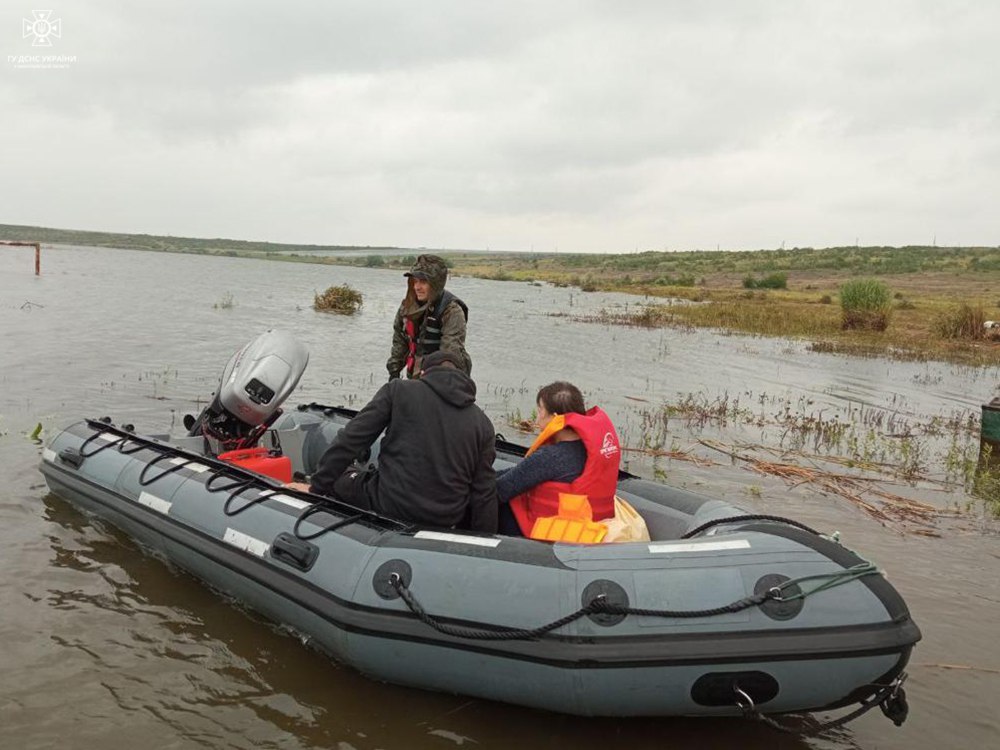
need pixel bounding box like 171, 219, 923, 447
309, 367, 497, 532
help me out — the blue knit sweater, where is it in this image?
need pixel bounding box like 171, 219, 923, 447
496, 441, 587, 503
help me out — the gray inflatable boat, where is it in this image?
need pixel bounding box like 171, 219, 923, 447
38, 333, 919, 724
39, 403, 919, 722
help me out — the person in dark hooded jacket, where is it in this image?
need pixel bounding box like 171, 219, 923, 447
286, 350, 497, 533
387, 254, 472, 379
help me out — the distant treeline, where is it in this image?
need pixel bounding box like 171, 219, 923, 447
2, 223, 998, 279
531, 245, 1000, 277
0, 223, 423, 259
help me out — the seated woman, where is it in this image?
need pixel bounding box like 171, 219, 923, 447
497, 382, 621, 537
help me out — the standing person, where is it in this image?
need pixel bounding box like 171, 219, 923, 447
496, 382, 620, 537
286, 351, 497, 533
387, 254, 471, 380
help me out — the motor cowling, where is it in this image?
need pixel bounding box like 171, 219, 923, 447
186, 330, 309, 453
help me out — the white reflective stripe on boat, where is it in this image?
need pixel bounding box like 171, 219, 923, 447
94, 432, 118, 442
224, 528, 270, 557
42, 448, 57, 463
648, 539, 751, 554
415, 530, 502, 548
138, 491, 172, 514
270, 494, 311, 510
169, 457, 209, 473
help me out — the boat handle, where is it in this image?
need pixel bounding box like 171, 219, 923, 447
58, 447, 85, 469
271, 532, 319, 572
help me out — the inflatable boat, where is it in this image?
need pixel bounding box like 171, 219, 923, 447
38, 332, 920, 723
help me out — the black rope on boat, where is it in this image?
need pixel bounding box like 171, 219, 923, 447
681, 514, 821, 539
138, 453, 195, 486
292, 506, 367, 541
204, 472, 256, 494
76, 421, 370, 530
389, 572, 614, 641
82, 418, 188, 463
389, 577, 777, 641
223, 488, 280, 517
388, 561, 880, 641
81, 423, 173, 463
78, 429, 125, 458
78, 419, 202, 484
117, 438, 152, 455
736, 673, 909, 734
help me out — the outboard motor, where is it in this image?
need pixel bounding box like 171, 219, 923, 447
186, 330, 309, 454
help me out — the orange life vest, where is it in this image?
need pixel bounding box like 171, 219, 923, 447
509, 406, 621, 537
529, 492, 609, 544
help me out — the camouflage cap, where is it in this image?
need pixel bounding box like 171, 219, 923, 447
404, 254, 448, 284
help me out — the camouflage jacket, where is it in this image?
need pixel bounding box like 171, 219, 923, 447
387, 255, 472, 378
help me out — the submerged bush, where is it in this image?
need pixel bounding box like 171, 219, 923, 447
840, 278, 892, 331
933, 303, 986, 339
213, 292, 235, 309
973, 445, 1000, 517
314, 284, 363, 315
590, 305, 672, 327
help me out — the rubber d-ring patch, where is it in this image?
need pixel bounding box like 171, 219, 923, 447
373, 559, 412, 600
582, 579, 629, 626
754, 573, 804, 621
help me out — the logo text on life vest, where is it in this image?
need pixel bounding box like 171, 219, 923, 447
600, 432, 619, 459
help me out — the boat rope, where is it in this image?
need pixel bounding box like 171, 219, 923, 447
293, 507, 367, 541
767, 562, 878, 600
206, 475, 295, 518
204, 473, 256, 494
80, 418, 149, 455
387, 561, 879, 641
223, 488, 278, 516
78, 428, 126, 458
681, 514, 820, 539
389, 572, 610, 640
138, 453, 199, 486
118, 438, 154, 455
735, 672, 910, 733
74, 418, 401, 529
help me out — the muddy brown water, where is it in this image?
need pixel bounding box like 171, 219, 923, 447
1, 246, 997, 750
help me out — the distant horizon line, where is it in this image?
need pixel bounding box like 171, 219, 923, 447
1, 221, 997, 256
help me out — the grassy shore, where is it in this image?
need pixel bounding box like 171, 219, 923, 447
431, 248, 1000, 366
4, 223, 999, 365
335, 245, 1000, 366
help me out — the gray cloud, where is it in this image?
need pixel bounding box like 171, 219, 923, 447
1, 1, 997, 251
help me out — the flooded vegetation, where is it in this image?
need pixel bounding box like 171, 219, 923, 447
615, 389, 999, 532
839, 278, 894, 331
564, 291, 1000, 366
497, 350, 1000, 532
313, 283, 363, 314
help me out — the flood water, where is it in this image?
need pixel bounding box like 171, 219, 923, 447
1, 245, 997, 750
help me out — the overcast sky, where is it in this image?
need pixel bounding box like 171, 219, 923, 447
1, 2, 997, 253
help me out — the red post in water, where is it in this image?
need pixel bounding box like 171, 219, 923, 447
0, 240, 41, 275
